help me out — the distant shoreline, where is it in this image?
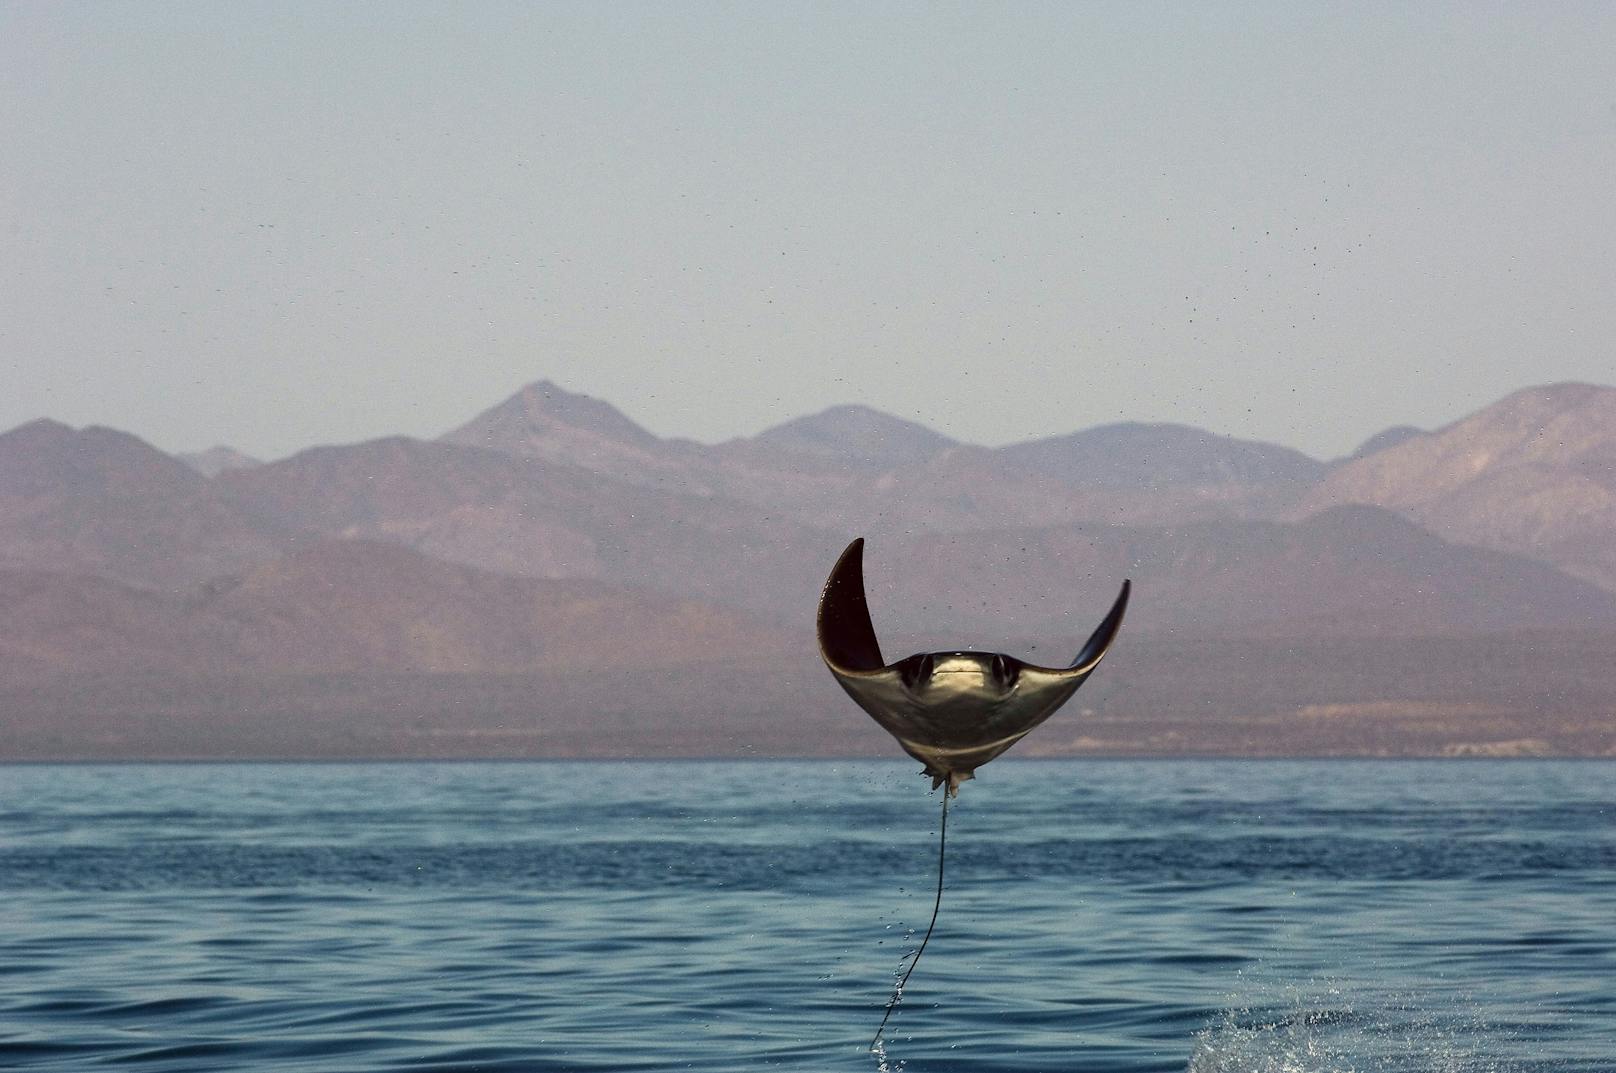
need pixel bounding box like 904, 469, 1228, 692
6, 753, 1616, 765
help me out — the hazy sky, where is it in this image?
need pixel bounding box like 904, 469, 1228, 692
4, 3, 1614, 462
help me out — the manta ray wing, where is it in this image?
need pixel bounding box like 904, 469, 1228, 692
816, 538, 1130, 794
816, 538, 886, 673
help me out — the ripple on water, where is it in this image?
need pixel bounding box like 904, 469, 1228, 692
1, 760, 1614, 1072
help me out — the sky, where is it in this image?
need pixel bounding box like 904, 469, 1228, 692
3, 2, 1614, 462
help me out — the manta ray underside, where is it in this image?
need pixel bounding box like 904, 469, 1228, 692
816, 538, 1130, 795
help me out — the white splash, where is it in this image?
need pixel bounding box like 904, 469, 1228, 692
1187, 984, 1511, 1073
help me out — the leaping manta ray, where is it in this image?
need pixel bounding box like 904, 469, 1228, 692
815, 537, 1130, 1053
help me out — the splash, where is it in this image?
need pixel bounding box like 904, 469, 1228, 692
870, 1032, 898, 1073
1187, 984, 1512, 1073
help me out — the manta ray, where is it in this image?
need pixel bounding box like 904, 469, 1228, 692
817, 537, 1131, 795
815, 537, 1130, 1052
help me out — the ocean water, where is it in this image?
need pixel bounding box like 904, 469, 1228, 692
1, 760, 1614, 1072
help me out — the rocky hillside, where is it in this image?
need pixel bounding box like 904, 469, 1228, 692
1303, 382, 1616, 591
1, 539, 791, 677
0, 419, 283, 589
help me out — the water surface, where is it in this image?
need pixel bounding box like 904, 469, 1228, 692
2, 760, 1614, 1071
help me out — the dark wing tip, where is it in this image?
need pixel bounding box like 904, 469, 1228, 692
816, 538, 885, 673
1067, 578, 1130, 673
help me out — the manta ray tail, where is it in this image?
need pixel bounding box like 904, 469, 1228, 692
871, 791, 950, 1054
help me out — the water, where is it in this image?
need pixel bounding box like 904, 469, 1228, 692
1, 760, 1613, 1072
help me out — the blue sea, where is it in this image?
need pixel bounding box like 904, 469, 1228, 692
2, 760, 1614, 1072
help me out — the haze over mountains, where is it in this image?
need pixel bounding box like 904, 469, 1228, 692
3, 380, 1614, 760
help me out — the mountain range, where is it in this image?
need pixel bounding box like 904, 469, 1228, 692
3, 379, 1614, 760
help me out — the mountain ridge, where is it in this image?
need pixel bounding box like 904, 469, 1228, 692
6, 378, 1616, 759
1303, 381, 1616, 590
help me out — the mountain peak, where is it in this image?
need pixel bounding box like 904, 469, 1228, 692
1303, 380, 1616, 590
440, 379, 660, 455
2, 417, 75, 441
0, 419, 200, 499
748, 404, 956, 468
1434, 381, 1616, 463
995, 421, 1325, 488
508, 380, 656, 442
1319, 382, 1616, 496
1497, 380, 1610, 408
